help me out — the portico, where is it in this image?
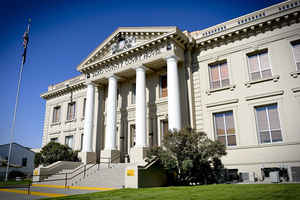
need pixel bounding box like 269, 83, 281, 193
78, 27, 190, 164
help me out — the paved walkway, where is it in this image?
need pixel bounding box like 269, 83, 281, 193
0, 184, 115, 200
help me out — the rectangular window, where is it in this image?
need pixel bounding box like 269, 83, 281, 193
160, 120, 168, 143
83, 98, 86, 118
160, 75, 168, 98
291, 40, 300, 71
209, 61, 230, 89
22, 158, 27, 167
130, 124, 136, 147
131, 84, 136, 104
255, 104, 282, 144
247, 49, 272, 81
52, 106, 61, 123
50, 137, 58, 142
213, 111, 236, 146
80, 134, 84, 151
67, 102, 76, 120
65, 135, 74, 148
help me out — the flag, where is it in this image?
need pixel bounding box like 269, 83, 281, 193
22, 19, 31, 64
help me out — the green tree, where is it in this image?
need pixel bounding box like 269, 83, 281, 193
146, 128, 227, 185
35, 142, 79, 167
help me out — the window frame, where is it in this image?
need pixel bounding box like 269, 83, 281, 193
159, 74, 168, 98
246, 49, 273, 81
208, 60, 230, 89
82, 98, 86, 118
65, 135, 74, 148
254, 103, 283, 144
213, 110, 237, 147
52, 106, 61, 123
67, 102, 76, 121
290, 39, 300, 71
131, 83, 136, 104
22, 157, 27, 167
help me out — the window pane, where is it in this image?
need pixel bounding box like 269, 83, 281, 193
160, 76, 167, 97
292, 43, 300, 64
132, 84, 136, 104
221, 79, 230, 87
256, 107, 268, 131
220, 63, 229, 79
260, 131, 271, 143
218, 136, 226, 145
227, 135, 236, 146
259, 52, 270, 70
271, 130, 282, 142
251, 71, 261, 81
248, 55, 259, 73
225, 112, 235, 135
83, 99, 86, 117
214, 113, 225, 136
210, 65, 220, 81
211, 81, 221, 89
261, 69, 272, 78
267, 104, 281, 130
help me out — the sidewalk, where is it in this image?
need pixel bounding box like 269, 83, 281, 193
0, 184, 116, 200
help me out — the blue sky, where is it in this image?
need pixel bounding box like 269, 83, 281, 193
0, 0, 285, 148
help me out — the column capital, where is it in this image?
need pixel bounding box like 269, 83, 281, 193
106, 74, 120, 80
135, 65, 147, 72
165, 55, 180, 63
85, 80, 96, 86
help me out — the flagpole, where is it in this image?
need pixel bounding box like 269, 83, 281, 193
5, 20, 31, 182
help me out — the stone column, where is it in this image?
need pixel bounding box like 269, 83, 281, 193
105, 75, 118, 150
130, 66, 148, 165
166, 55, 182, 131
135, 66, 147, 147
80, 81, 96, 163
101, 75, 120, 163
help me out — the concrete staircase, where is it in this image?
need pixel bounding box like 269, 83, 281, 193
70, 163, 133, 188
36, 163, 134, 189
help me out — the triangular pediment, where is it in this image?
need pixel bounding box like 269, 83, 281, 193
77, 27, 178, 71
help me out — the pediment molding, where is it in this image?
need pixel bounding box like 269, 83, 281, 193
77, 27, 190, 72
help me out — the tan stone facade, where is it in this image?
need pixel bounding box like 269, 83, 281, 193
41, 1, 300, 181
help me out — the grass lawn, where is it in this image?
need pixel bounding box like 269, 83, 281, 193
42, 183, 300, 200
0, 179, 32, 187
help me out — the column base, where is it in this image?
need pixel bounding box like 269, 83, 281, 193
79, 152, 97, 164
129, 147, 148, 165
100, 149, 120, 163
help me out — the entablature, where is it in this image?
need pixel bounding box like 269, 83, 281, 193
191, 0, 300, 49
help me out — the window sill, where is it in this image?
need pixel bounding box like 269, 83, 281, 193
65, 119, 76, 124
206, 84, 236, 95
244, 75, 280, 88
50, 122, 61, 126
290, 70, 300, 78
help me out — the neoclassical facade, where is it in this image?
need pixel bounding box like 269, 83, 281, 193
41, 0, 300, 181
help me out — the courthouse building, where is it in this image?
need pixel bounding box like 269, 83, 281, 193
41, 0, 300, 181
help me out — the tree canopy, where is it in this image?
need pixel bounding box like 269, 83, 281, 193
35, 142, 79, 167
146, 128, 227, 185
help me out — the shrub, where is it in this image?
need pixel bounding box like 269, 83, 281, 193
146, 128, 227, 185
35, 142, 79, 167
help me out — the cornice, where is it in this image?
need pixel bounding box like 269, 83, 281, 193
192, 1, 300, 49
41, 75, 86, 100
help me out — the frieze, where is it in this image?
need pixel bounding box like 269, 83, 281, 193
92, 47, 162, 77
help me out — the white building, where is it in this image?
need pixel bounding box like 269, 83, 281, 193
41, 0, 300, 182
0, 143, 35, 179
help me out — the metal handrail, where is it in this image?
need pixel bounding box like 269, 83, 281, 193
31, 159, 113, 188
